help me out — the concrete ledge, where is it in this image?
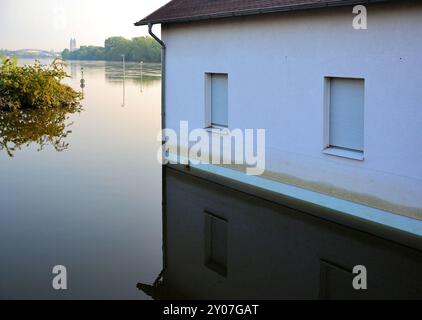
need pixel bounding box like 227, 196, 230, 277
165, 163, 422, 252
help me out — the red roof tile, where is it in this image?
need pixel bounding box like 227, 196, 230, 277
135, 0, 394, 26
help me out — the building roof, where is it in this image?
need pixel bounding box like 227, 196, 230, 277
135, 0, 394, 26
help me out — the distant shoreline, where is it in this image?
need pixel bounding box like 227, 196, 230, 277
61, 58, 161, 64
61, 36, 161, 64
12, 57, 160, 65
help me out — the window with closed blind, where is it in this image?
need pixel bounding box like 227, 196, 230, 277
324, 77, 365, 160
205, 73, 228, 128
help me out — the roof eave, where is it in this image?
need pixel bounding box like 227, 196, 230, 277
134, 0, 389, 26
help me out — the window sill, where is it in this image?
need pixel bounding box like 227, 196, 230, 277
323, 147, 364, 161
205, 126, 229, 135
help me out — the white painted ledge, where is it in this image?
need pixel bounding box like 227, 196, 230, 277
323, 147, 364, 161
167, 153, 422, 238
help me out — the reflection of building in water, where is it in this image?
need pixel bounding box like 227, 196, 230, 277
138, 166, 422, 299
70, 63, 77, 79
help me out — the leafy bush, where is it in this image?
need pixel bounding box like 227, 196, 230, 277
0, 57, 82, 111
0, 57, 82, 156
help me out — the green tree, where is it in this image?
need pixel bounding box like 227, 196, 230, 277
129, 37, 161, 63
62, 49, 70, 60
61, 36, 161, 62
104, 37, 132, 61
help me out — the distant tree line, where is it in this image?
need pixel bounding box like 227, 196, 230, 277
0, 49, 10, 56
61, 36, 161, 63
0, 49, 58, 59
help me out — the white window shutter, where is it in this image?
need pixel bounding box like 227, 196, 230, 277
329, 78, 364, 151
211, 74, 228, 127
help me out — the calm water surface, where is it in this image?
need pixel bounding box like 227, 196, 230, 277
1, 60, 419, 300
0, 59, 162, 299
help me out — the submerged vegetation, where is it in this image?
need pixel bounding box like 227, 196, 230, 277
0, 57, 82, 156
0, 57, 82, 111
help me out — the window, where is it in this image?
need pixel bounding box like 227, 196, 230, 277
205, 73, 228, 128
204, 212, 228, 277
324, 77, 365, 160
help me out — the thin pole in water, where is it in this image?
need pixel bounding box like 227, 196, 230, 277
80, 67, 85, 97
140, 61, 144, 93
122, 54, 126, 107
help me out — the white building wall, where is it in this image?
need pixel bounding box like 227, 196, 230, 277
161, 2, 422, 217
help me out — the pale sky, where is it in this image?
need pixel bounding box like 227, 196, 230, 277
0, 0, 170, 51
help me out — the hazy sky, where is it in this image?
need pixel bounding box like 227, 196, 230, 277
0, 0, 169, 51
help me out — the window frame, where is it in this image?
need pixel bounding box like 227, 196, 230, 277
323, 76, 365, 161
205, 72, 229, 129
204, 211, 228, 277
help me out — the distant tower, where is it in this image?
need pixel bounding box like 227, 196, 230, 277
70, 38, 77, 52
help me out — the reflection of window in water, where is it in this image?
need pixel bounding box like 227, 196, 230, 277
137, 167, 422, 300
204, 212, 228, 277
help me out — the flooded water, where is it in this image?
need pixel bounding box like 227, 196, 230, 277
0, 59, 163, 299
142, 166, 422, 300
1, 59, 421, 300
